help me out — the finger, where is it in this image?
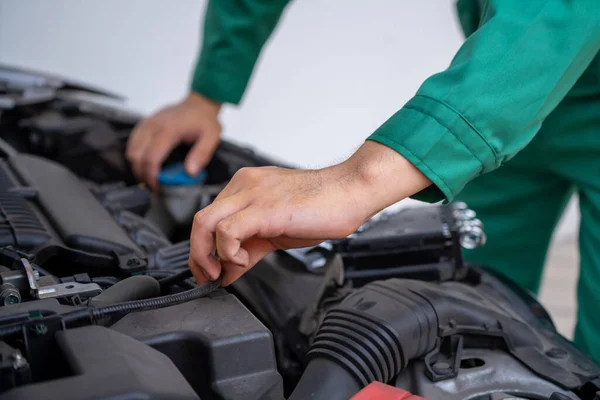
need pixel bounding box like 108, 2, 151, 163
188, 235, 221, 284
127, 121, 157, 181
215, 206, 274, 266
141, 130, 179, 190
189, 195, 253, 279
220, 238, 276, 286
184, 129, 220, 176
127, 119, 151, 155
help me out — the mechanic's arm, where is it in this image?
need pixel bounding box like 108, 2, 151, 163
189, 0, 600, 286
127, 0, 290, 190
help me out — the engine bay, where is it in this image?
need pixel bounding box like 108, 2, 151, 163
0, 65, 599, 400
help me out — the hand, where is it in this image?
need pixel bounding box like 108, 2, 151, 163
188, 141, 432, 286
126, 92, 222, 190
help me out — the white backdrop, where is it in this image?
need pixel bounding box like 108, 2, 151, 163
0, 0, 578, 239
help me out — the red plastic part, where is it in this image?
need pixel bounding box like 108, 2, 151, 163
351, 382, 428, 400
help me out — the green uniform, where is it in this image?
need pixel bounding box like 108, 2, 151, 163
190, 0, 600, 359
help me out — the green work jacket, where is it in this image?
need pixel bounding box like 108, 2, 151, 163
191, 0, 600, 202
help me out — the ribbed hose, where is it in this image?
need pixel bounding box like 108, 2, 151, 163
288, 279, 439, 400
0, 277, 221, 337
288, 358, 361, 400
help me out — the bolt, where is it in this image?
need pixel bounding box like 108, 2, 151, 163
431, 362, 452, 375
0, 284, 21, 306
4, 294, 19, 305
33, 270, 40, 280
453, 202, 468, 210
454, 209, 477, 221
441, 223, 451, 238
459, 225, 487, 249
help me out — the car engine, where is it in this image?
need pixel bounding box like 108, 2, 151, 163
0, 64, 599, 400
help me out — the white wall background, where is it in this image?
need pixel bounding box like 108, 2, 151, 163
0, 0, 578, 240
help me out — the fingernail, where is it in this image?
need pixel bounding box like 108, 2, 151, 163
201, 268, 217, 282
233, 249, 249, 267
186, 162, 199, 176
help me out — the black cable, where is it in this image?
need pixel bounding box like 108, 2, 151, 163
147, 270, 196, 292
0, 277, 221, 338
146, 270, 172, 279
177, 279, 196, 290
92, 276, 119, 287
63, 276, 220, 326
155, 269, 193, 288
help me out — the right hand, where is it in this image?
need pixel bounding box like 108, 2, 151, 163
126, 92, 222, 190
188, 141, 432, 286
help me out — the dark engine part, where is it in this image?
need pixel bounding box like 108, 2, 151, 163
0, 65, 287, 187
0, 287, 282, 400
337, 203, 483, 285
0, 151, 149, 277
232, 203, 485, 387
3, 326, 199, 400
0, 64, 599, 400
289, 271, 600, 400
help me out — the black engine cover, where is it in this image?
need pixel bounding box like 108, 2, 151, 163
0, 292, 283, 400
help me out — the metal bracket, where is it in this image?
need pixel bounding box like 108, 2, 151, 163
423, 335, 464, 382
21, 258, 102, 300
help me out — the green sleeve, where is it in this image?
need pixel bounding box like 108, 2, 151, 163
191, 0, 291, 104
368, 0, 600, 203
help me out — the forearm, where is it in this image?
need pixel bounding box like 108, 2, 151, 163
328, 141, 432, 220
191, 0, 291, 104
369, 0, 600, 202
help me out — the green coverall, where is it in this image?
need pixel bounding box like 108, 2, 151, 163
190, 0, 600, 360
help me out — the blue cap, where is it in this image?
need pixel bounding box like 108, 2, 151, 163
158, 162, 208, 186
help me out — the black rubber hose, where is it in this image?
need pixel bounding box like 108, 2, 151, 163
0, 277, 221, 337
288, 358, 361, 400
88, 276, 161, 307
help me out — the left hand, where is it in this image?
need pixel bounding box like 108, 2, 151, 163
188, 141, 432, 286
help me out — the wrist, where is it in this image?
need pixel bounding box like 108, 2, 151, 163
186, 92, 222, 117
331, 141, 432, 218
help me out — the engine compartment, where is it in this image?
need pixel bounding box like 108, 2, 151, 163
0, 65, 599, 400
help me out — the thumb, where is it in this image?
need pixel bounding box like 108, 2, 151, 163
185, 131, 220, 176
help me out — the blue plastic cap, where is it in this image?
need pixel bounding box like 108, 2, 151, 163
158, 162, 208, 186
